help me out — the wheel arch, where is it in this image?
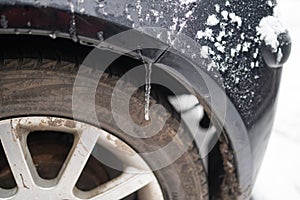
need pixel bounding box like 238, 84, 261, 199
155, 51, 254, 198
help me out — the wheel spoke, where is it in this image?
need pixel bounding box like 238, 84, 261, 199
87, 167, 153, 200
57, 126, 99, 189
0, 187, 18, 198
0, 122, 36, 190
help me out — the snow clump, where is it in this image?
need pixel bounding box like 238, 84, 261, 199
207, 14, 220, 26
256, 16, 287, 52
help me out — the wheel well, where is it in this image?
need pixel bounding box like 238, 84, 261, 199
0, 34, 240, 199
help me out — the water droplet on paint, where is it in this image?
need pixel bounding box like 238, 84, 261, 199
1, 15, 8, 29
49, 32, 57, 39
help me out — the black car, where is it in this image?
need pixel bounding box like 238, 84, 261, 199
0, 0, 291, 199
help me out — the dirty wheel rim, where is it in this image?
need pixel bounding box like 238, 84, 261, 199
0, 117, 164, 200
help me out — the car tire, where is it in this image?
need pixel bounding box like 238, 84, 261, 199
0, 37, 208, 200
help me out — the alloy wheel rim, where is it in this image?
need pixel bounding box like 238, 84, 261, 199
0, 117, 164, 200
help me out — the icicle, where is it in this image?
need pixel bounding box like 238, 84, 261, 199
69, 15, 78, 42
144, 63, 152, 121
69, 1, 78, 42
97, 31, 104, 42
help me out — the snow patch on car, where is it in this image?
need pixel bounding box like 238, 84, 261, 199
196, 28, 214, 40
229, 13, 242, 27
207, 14, 220, 26
179, 0, 197, 6
256, 15, 287, 52
221, 10, 229, 20
200, 46, 210, 59
195, 10, 245, 74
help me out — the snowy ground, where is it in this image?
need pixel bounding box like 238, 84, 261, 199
252, 0, 300, 199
